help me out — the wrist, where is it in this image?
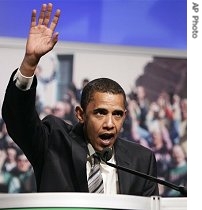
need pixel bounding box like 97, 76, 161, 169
20, 55, 40, 77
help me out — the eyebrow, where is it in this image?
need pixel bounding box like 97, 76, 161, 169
93, 108, 108, 114
93, 108, 124, 115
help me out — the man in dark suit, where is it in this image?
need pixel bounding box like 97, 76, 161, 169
1, 3, 159, 196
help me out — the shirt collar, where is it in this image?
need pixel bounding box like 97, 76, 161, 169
87, 143, 95, 157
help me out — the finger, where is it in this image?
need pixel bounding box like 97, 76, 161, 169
51, 32, 59, 46
50, 9, 61, 32
47, 32, 59, 52
30, 9, 37, 27
43, 3, 53, 26
38, 4, 47, 25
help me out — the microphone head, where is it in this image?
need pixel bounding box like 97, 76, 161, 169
99, 147, 113, 162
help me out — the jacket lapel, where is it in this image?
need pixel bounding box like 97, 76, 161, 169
115, 139, 134, 194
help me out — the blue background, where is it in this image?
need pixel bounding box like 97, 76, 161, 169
0, 0, 187, 50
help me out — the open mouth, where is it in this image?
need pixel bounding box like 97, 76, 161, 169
99, 133, 114, 145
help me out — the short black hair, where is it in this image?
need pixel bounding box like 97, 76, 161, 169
80, 78, 126, 111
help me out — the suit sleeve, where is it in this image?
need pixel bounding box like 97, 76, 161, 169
1, 69, 48, 166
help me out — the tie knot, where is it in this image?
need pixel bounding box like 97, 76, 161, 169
93, 153, 101, 165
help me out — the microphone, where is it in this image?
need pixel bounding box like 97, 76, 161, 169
98, 147, 187, 197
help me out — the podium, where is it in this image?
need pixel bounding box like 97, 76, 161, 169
0, 193, 187, 210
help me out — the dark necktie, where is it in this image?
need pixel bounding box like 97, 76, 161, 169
88, 154, 104, 193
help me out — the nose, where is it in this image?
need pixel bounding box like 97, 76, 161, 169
103, 115, 115, 130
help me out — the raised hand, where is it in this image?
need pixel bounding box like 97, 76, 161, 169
20, 3, 61, 76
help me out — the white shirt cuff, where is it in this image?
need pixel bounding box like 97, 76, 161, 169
14, 69, 34, 90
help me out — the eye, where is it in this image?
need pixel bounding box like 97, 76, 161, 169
113, 110, 124, 118
93, 109, 107, 116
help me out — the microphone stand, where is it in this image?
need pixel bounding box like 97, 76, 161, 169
104, 160, 187, 197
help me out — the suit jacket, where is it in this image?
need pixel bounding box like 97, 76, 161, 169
2, 70, 159, 196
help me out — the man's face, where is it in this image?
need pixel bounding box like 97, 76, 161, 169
77, 92, 126, 152
17, 154, 31, 172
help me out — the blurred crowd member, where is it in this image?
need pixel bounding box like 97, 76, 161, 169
0, 148, 7, 192
128, 85, 150, 131
9, 151, 36, 193
76, 78, 89, 102
169, 94, 182, 145
127, 98, 150, 148
0, 127, 18, 193
164, 144, 187, 197
1, 145, 17, 172
0, 171, 13, 193
149, 121, 171, 181
52, 100, 78, 125
179, 99, 187, 157
39, 105, 53, 119
52, 101, 67, 120
146, 102, 173, 151
0, 121, 13, 148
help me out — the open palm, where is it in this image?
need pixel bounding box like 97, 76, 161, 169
26, 3, 61, 60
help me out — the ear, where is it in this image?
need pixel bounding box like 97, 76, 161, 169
123, 109, 127, 121
124, 109, 127, 118
75, 106, 85, 123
